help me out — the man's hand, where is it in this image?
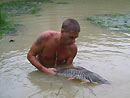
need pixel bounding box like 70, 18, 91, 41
45, 68, 56, 75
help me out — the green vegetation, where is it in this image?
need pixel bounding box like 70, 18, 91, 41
0, 2, 13, 35
2, 0, 52, 16
0, 0, 52, 35
56, 2, 69, 5
0, 2, 23, 35
85, 13, 130, 32
0, 3, 6, 26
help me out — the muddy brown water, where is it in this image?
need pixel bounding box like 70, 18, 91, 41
0, 0, 130, 98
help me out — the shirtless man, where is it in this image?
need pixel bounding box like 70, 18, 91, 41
27, 19, 80, 75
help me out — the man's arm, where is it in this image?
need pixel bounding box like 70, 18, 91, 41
66, 45, 77, 65
27, 36, 56, 75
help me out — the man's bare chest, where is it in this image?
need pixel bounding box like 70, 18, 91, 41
40, 46, 71, 61
56, 46, 71, 61
40, 48, 56, 60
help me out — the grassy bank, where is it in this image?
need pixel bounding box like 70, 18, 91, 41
0, 0, 52, 35
0, 3, 6, 26
0, 2, 12, 35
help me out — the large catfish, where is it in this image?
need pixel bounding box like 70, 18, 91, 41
56, 66, 110, 84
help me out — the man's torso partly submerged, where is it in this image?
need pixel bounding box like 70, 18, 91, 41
37, 31, 76, 68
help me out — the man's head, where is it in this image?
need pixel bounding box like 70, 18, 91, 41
61, 19, 80, 33
61, 19, 80, 45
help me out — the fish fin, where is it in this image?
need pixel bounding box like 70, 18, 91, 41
80, 81, 87, 84
68, 77, 75, 80
75, 66, 86, 70
88, 76, 93, 83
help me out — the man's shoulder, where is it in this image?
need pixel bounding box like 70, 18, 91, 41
40, 30, 59, 38
41, 30, 59, 35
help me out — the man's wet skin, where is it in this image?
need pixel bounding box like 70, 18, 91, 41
36, 31, 79, 68
27, 19, 80, 75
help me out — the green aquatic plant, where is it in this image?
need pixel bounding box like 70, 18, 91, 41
23, 0, 53, 3
0, 0, 52, 35
56, 2, 69, 4
2, 1, 40, 16
0, 3, 6, 26
0, 2, 21, 35
30, 7, 41, 14
0, 2, 9, 35
2, 0, 52, 16
85, 13, 130, 32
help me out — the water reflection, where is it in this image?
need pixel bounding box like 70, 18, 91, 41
0, 50, 33, 98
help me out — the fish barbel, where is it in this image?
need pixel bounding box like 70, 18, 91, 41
56, 66, 110, 84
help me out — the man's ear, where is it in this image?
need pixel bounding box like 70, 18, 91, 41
61, 29, 64, 33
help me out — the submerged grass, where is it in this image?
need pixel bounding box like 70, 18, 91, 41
56, 2, 69, 5
0, 0, 52, 35
85, 13, 130, 32
2, 0, 53, 16
2, 1, 39, 16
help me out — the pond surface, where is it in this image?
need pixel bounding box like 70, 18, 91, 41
0, 0, 130, 98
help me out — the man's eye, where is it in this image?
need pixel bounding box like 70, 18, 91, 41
70, 37, 75, 39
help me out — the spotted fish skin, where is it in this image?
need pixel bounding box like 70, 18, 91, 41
56, 67, 110, 84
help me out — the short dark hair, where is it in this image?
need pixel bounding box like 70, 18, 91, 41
62, 19, 80, 33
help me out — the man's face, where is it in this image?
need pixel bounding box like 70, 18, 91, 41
61, 30, 79, 45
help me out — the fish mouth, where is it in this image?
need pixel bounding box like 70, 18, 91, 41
103, 81, 111, 85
